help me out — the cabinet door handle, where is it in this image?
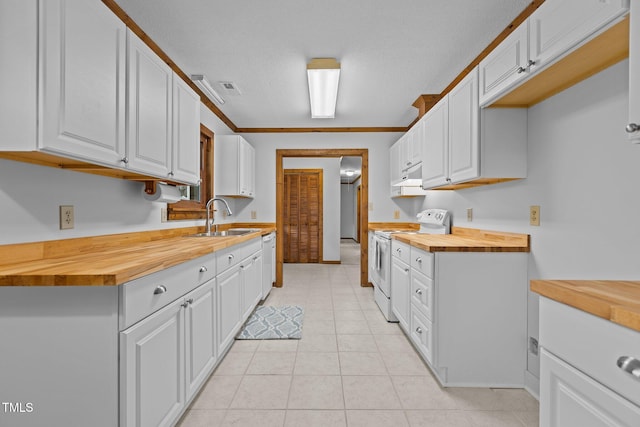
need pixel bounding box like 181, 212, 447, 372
416, 257, 422, 263
626, 123, 640, 133
526, 59, 536, 69
516, 66, 526, 74
415, 289, 423, 295
404, 268, 410, 273
228, 254, 235, 261
617, 356, 640, 381
121, 157, 129, 164
153, 285, 167, 295
415, 327, 423, 334
396, 248, 402, 254
199, 266, 208, 273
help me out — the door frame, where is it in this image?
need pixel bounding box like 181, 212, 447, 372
283, 168, 324, 263
276, 148, 369, 287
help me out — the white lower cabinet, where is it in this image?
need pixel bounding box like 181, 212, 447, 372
215, 238, 263, 355
216, 263, 243, 353
120, 296, 186, 427
390, 240, 411, 332
391, 242, 528, 387
541, 349, 640, 427
539, 297, 640, 427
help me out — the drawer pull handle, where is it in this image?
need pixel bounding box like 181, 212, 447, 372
416, 257, 422, 263
199, 266, 208, 273
626, 123, 640, 133
228, 254, 235, 261
153, 285, 167, 295
396, 248, 402, 254
617, 356, 640, 381
404, 268, 410, 273
415, 289, 423, 295
415, 327, 423, 334
181, 298, 194, 308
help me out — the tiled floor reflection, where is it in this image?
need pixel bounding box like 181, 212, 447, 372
178, 240, 539, 427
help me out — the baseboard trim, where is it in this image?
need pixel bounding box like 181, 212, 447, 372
524, 370, 540, 401
322, 260, 341, 264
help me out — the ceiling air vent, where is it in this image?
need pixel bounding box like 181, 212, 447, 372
217, 81, 242, 96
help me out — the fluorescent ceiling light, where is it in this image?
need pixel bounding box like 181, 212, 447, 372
191, 74, 225, 105
345, 170, 354, 177
307, 58, 340, 119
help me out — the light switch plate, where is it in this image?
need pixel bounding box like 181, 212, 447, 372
60, 205, 74, 230
530, 205, 540, 226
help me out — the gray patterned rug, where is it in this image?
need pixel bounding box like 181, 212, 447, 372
236, 305, 304, 339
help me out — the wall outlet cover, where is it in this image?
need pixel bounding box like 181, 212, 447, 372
530, 205, 540, 226
60, 205, 74, 230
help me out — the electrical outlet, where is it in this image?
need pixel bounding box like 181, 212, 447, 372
251, 210, 257, 219
393, 210, 400, 219
60, 205, 74, 230
530, 205, 540, 226
160, 208, 168, 223
467, 208, 473, 222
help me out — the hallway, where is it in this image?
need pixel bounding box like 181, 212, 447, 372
178, 240, 538, 427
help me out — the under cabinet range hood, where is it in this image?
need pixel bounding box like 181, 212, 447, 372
393, 162, 422, 187
390, 184, 426, 198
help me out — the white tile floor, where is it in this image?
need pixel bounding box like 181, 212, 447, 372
178, 240, 539, 427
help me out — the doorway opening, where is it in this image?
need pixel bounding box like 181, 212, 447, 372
275, 149, 369, 287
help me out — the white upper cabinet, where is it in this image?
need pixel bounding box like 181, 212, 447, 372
389, 137, 403, 185
479, 21, 530, 106
14, 0, 127, 165
0, 1, 37, 150
627, 0, 640, 143
422, 67, 527, 190
421, 97, 448, 189
529, 0, 628, 72
215, 135, 256, 198
39, 0, 127, 165
481, 0, 628, 107
447, 68, 479, 184
0, 1, 201, 185
126, 30, 173, 178
172, 77, 201, 184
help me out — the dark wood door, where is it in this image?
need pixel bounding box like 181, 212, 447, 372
284, 169, 323, 263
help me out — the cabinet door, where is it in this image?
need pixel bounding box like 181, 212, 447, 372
540, 349, 640, 427
421, 98, 448, 189
448, 67, 479, 184
479, 21, 529, 106
390, 257, 411, 331
389, 140, 403, 185
529, 0, 628, 72
628, 0, 640, 143
185, 280, 216, 401
408, 120, 423, 167
216, 265, 242, 353
0, 0, 37, 150
40, 0, 126, 165
127, 30, 172, 178
171, 77, 201, 184
120, 299, 185, 427
242, 253, 263, 320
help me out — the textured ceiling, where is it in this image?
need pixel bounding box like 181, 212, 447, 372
114, 0, 530, 128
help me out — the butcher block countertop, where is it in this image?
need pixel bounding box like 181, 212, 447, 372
531, 280, 640, 333
392, 227, 530, 252
0, 225, 275, 287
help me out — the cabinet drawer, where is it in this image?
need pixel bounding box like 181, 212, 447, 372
391, 239, 411, 265
540, 297, 640, 407
410, 271, 434, 321
410, 247, 434, 278
216, 238, 261, 274
410, 304, 434, 363
119, 255, 216, 330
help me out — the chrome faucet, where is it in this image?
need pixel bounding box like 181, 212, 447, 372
205, 198, 233, 234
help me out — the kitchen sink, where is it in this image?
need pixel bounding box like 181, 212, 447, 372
187, 228, 260, 238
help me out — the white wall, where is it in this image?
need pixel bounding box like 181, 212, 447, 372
282, 158, 341, 261
417, 60, 640, 385
0, 104, 232, 245
340, 183, 355, 238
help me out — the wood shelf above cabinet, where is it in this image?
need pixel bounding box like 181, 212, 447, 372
489, 15, 629, 108
0, 151, 184, 185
